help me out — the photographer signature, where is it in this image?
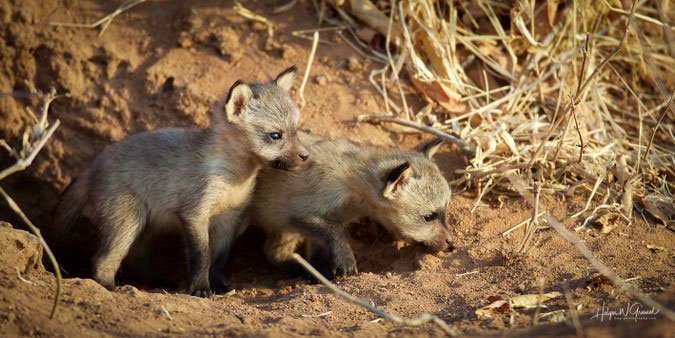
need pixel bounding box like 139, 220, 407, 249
591, 301, 660, 322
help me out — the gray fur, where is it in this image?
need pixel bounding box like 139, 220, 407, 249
53, 67, 307, 296
250, 132, 453, 278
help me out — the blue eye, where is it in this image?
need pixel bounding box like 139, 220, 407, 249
269, 132, 282, 140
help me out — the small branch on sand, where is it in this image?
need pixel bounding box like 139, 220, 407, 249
50, 0, 148, 37
292, 253, 457, 336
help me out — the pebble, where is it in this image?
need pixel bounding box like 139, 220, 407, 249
315, 75, 328, 86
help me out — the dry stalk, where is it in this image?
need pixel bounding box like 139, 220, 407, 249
298, 31, 320, 108
562, 282, 584, 337
50, 0, 147, 36
292, 253, 456, 336
654, 0, 674, 56
532, 277, 545, 325
0, 121, 59, 181
643, 89, 675, 161
234, 2, 275, 45
357, 114, 475, 154
16, 267, 36, 285
272, 0, 298, 14
516, 182, 541, 254
572, 34, 591, 164
385, 0, 408, 116
502, 211, 545, 236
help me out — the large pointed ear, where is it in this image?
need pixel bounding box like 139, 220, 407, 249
383, 161, 412, 199
224, 80, 253, 120
275, 65, 297, 92
419, 138, 443, 159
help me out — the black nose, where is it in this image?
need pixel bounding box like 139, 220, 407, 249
299, 154, 309, 161
445, 239, 454, 252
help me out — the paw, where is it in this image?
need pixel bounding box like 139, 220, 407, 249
329, 250, 358, 278
101, 282, 116, 291
94, 276, 116, 291
210, 278, 233, 294
190, 288, 212, 298
189, 280, 212, 298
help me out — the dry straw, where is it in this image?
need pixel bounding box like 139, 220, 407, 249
326, 0, 673, 231
324, 0, 675, 323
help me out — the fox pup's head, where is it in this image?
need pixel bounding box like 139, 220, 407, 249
221, 66, 308, 171
373, 140, 453, 252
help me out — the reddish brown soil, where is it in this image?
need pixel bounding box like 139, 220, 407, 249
0, 1, 673, 337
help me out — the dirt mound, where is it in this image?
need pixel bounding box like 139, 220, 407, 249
0, 221, 44, 278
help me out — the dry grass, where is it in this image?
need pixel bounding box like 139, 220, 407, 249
322, 0, 673, 231
315, 0, 675, 323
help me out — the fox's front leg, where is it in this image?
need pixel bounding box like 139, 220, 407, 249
290, 216, 357, 278
208, 212, 248, 294
180, 215, 211, 297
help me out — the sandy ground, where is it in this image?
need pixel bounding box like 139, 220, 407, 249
0, 0, 673, 337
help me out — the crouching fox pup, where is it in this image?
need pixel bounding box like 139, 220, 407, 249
53, 66, 308, 296
250, 133, 453, 278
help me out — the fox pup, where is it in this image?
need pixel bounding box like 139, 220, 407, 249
250, 132, 453, 278
53, 67, 308, 296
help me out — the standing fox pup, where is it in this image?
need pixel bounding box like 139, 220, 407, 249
251, 133, 453, 278
54, 67, 308, 296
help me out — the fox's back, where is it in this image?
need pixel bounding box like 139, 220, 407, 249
253, 134, 376, 229
88, 128, 203, 192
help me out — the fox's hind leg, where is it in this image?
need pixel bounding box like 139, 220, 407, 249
93, 196, 145, 291
263, 231, 304, 275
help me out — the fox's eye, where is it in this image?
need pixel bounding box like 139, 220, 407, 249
423, 212, 438, 222
268, 132, 283, 140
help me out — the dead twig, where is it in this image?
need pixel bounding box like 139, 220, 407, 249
160, 305, 172, 320
516, 183, 541, 253
0, 88, 64, 319
16, 267, 36, 285
234, 1, 274, 43
533, 278, 545, 325
298, 31, 319, 108
503, 212, 545, 236
385, 0, 408, 116
0, 121, 60, 181
358, 114, 475, 155
272, 0, 298, 14
562, 282, 584, 337
49, 0, 147, 36
570, 34, 591, 164
643, 89, 675, 161
292, 253, 456, 336
0, 88, 64, 181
